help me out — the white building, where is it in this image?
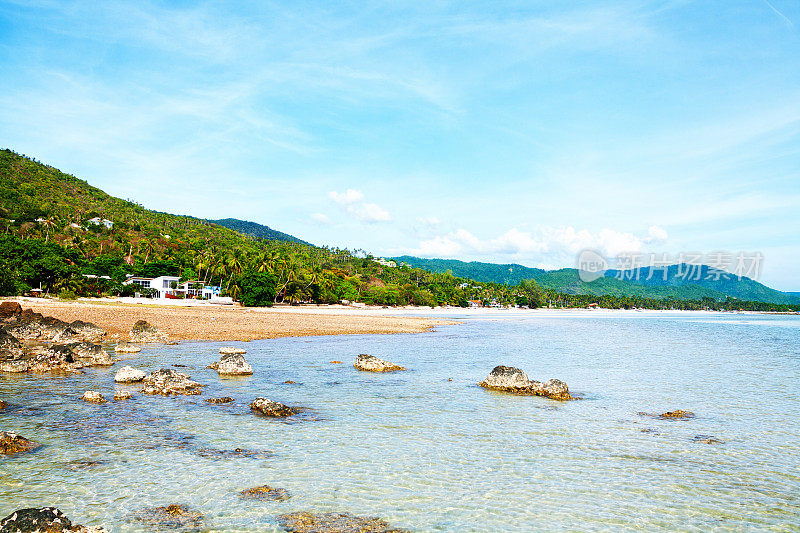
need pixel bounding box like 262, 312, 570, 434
124, 275, 180, 298
372, 258, 397, 268
87, 217, 113, 229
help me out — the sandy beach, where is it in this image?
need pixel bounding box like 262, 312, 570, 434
7, 298, 455, 342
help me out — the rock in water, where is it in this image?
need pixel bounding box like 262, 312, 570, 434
129, 319, 168, 343
114, 341, 141, 353
250, 398, 297, 417
659, 410, 695, 420
219, 346, 246, 354
66, 342, 114, 366
141, 368, 202, 395
129, 504, 203, 530
81, 391, 106, 403
0, 507, 73, 532
353, 354, 405, 372
239, 485, 290, 501
0, 399, 6, 410
0, 432, 41, 455
205, 397, 234, 404
114, 391, 133, 401
0, 301, 22, 320
207, 353, 253, 375
277, 511, 407, 533
114, 365, 147, 383
478, 365, 573, 401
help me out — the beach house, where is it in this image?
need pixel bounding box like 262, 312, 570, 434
124, 275, 180, 298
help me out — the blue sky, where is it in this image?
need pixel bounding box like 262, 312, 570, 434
1, 1, 798, 290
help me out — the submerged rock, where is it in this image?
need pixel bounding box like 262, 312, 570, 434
114, 341, 141, 353
130, 504, 203, 531
250, 398, 297, 417
129, 319, 168, 343
141, 368, 202, 395
0, 431, 41, 455
659, 410, 695, 420
0, 399, 6, 410
114, 365, 146, 383
114, 391, 133, 401
81, 391, 106, 404
207, 353, 253, 375
692, 434, 723, 444
277, 511, 407, 533
205, 397, 234, 404
354, 354, 405, 372
0, 301, 22, 320
219, 346, 246, 355
239, 484, 290, 501
478, 366, 573, 401
0, 507, 107, 532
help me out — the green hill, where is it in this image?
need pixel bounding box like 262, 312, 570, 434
395, 256, 799, 305
211, 218, 309, 245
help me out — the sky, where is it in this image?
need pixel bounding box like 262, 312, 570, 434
1, 1, 799, 290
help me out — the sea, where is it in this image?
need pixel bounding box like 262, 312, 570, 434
1, 310, 799, 531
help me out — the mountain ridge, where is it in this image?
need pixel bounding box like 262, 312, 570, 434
394, 255, 799, 305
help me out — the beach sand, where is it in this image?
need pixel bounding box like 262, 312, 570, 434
10, 298, 455, 342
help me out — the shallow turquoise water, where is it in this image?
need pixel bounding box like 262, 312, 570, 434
1, 312, 799, 531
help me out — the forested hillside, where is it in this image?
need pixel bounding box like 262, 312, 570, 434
1, 149, 797, 312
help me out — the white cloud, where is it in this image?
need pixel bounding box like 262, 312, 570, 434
645, 225, 668, 244
328, 189, 391, 223
310, 213, 332, 225
328, 189, 364, 205
407, 225, 667, 261
416, 216, 441, 226
350, 202, 390, 222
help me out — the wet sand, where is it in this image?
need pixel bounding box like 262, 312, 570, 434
10, 299, 454, 342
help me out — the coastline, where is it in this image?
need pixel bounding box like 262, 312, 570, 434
6, 297, 456, 342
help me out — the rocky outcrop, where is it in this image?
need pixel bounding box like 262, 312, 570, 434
4, 342, 113, 374
239, 485, 290, 501
0, 329, 24, 362
0, 507, 108, 533
81, 391, 106, 404
0, 432, 41, 455
4, 312, 78, 343
250, 398, 297, 417
129, 504, 203, 531
129, 320, 168, 343
219, 346, 246, 355
67, 320, 106, 342
277, 512, 407, 533
114, 365, 146, 383
141, 368, 202, 396
205, 397, 234, 404
114, 341, 141, 353
207, 353, 253, 375
0, 301, 22, 320
478, 366, 573, 401
354, 354, 405, 372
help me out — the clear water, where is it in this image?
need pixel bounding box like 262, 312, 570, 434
1, 311, 799, 532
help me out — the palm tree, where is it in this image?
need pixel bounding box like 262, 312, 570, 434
41, 216, 57, 242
